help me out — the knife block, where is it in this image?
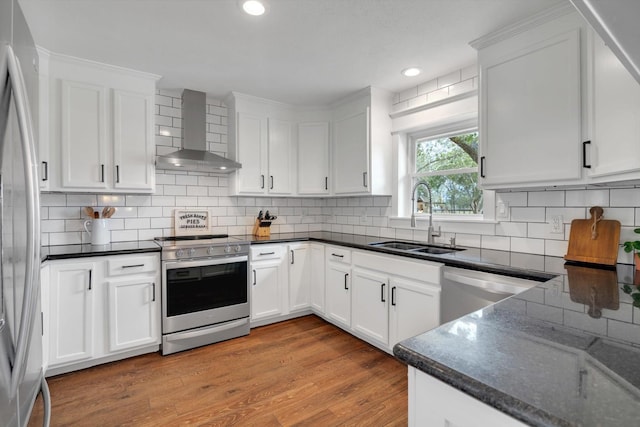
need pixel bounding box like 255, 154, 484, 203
252, 218, 271, 237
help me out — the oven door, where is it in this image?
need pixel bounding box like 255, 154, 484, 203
161, 255, 249, 334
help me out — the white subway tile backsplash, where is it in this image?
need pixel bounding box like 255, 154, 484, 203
480, 235, 510, 251
565, 189, 609, 207
528, 191, 564, 207
511, 237, 544, 255
510, 207, 546, 222
611, 188, 640, 207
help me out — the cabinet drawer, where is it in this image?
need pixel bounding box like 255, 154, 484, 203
325, 246, 351, 264
251, 245, 285, 261
106, 255, 158, 277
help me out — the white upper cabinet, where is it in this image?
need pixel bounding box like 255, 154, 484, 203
472, 5, 585, 189
45, 52, 158, 193
227, 93, 296, 196
331, 87, 393, 195
298, 122, 330, 195
585, 29, 640, 181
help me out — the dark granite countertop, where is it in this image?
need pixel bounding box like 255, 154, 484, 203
41, 240, 160, 261
394, 262, 640, 426
235, 231, 557, 281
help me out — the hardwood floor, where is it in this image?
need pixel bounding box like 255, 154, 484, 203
29, 315, 408, 426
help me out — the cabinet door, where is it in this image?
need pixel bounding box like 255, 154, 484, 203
298, 122, 330, 194
352, 268, 389, 346
107, 277, 159, 352
48, 262, 96, 366
60, 80, 108, 190
309, 244, 326, 313
390, 278, 440, 348
479, 29, 582, 187
333, 110, 369, 194
410, 367, 528, 427
236, 112, 267, 194
113, 90, 155, 191
289, 244, 310, 312
325, 262, 351, 329
251, 259, 285, 321
267, 118, 294, 194
587, 31, 640, 179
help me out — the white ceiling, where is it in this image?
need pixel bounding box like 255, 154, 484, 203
19, 0, 563, 106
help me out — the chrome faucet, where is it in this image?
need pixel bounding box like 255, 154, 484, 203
411, 181, 441, 244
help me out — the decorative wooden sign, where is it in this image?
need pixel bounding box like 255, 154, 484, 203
174, 210, 211, 235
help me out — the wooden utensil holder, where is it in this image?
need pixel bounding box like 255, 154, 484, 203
253, 219, 271, 237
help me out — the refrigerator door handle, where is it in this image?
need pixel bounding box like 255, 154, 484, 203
5, 45, 41, 398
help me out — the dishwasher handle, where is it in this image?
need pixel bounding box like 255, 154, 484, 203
443, 270, 534, 297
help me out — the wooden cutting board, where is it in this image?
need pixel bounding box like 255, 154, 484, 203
564, 206, 620, 266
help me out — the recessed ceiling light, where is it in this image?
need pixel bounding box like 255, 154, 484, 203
242, 0, 266, 16
401, 67, 422, 77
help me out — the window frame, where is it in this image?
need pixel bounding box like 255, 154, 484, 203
408, 127, 485, 220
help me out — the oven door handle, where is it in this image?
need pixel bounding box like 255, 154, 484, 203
164, 318, 249, 342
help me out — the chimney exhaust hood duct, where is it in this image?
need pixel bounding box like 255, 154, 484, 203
155, 89, 241, 173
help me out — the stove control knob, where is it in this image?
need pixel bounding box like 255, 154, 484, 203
224, 245, 232, 254
235, 245, 242, 253
188, 248, 196, 257
207, 246, 217, 255
176, 249, 185, 258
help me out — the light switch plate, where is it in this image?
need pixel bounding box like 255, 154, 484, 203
497, 201, 509, 219
550, 215, 563, 234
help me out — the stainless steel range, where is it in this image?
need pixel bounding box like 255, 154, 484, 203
154, 234, 250, 355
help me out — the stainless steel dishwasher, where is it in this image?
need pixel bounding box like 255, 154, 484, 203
440, 266, 545, 324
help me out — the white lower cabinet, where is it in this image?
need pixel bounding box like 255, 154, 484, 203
409, 367, 527, 427
250, 245, 287, 323
309, 243, 326, 314
288, 243, 311, 313
247, 242, 442, 354
389, 277, 440, 347
351, 251, 442, 352
47, 261, 97, 367
107, 277, 159, 352
43, 253, 161, 375
351, 268, 389, 347
325, 246, 352, 329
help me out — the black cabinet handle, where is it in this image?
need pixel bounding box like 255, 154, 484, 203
259, 251, 275, 256
42, 161, 48, 181
261, 174, 265, 189
270, 175, 274, 190
362, 172, 367, 188
152, 282, 156, 302
88, 270, 92, 290
331, 253, 344, 258
291, 249, 294, 265
100, 164, 105, 182
344, 273, 349, 290
583, 141, 591, 169
253, 269, 257, 285
325, 176, 328, 190
122, 264, 145, 269
381, 283, 386, 302
480, 156, 486, 178
116, 165, 120, 183
391, 286, 396, 306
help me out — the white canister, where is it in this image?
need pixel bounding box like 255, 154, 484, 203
84, 218, 110, 245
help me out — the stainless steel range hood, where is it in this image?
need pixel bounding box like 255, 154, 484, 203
156, 89, 241, 173
570, 0, 640, 86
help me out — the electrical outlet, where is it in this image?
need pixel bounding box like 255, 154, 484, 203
550, 215, 563, 234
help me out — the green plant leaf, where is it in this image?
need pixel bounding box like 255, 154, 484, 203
631, 293, 640, 302
623, 285, 633, 294
633, 300, 640, 308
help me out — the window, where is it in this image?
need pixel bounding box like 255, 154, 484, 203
411, 131, 482, 216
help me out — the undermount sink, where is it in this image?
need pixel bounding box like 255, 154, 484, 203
368, 240, 464, 255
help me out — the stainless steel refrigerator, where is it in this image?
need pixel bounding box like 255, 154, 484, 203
1, 0, 50, 425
